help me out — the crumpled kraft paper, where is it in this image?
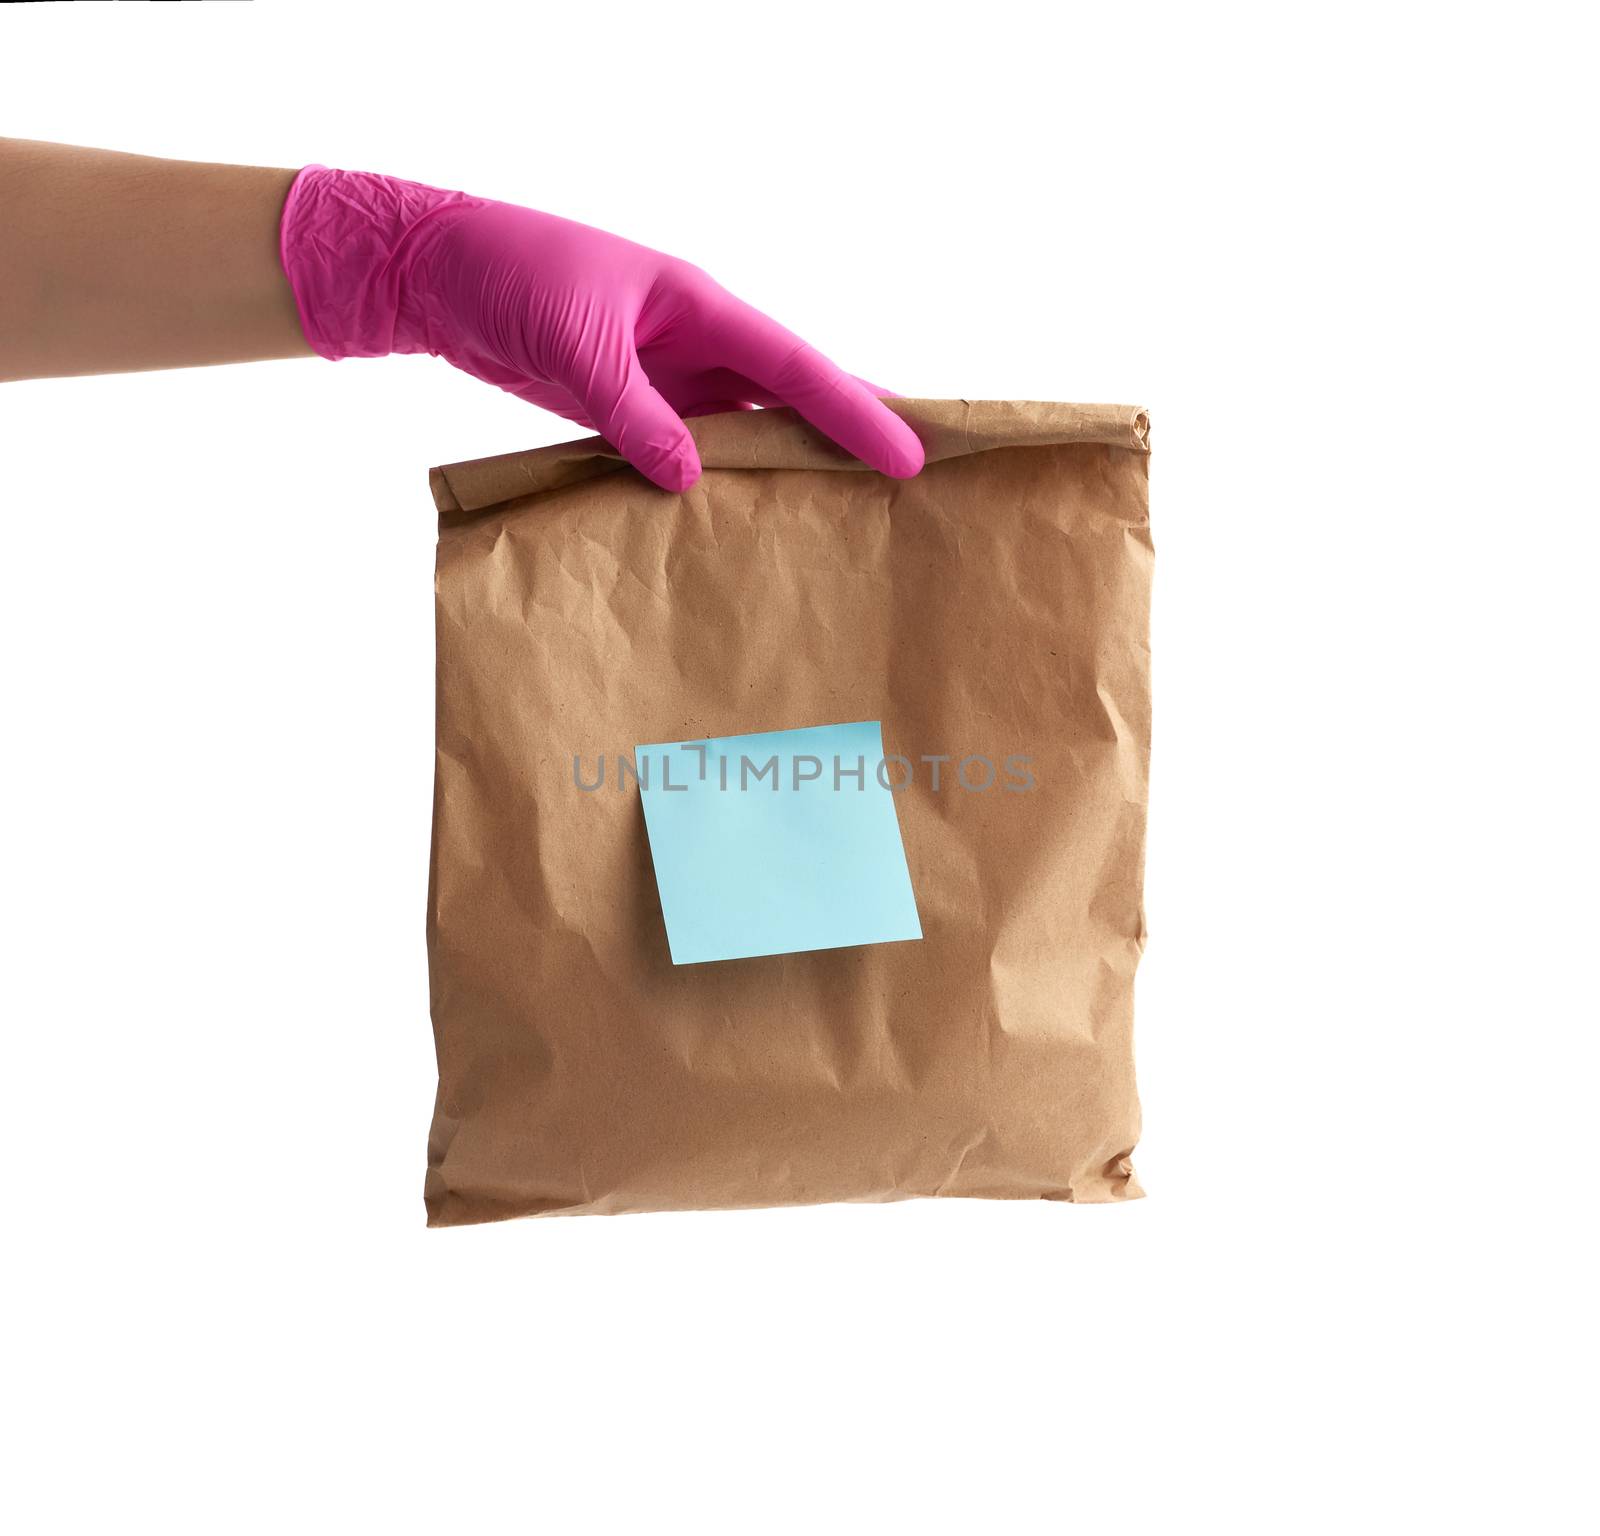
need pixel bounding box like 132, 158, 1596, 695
424, 399, 1152, 1223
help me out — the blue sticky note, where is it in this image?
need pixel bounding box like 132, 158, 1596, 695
635, 720, 923, 965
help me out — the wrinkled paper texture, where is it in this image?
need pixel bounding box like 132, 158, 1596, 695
425, 399, 1152, 1222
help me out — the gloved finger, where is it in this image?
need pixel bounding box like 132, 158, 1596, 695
699, 378, 903, 418
510, 381, 596, 433
581, 357, 703, 493
680, 399, 758, 418
714, 369, 897, 400
714, 304, 924, 479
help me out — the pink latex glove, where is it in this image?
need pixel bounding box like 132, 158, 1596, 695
278, 166, 924, 492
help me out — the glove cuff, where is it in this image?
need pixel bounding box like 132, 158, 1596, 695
278, 166, 483, 361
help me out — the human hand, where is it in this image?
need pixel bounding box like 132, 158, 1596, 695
279, 167, 924, 492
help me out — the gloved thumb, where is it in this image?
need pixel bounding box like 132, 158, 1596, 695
585, 359, 702, 493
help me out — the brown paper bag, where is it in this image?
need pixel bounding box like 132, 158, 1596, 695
424, 399, 1151, 1223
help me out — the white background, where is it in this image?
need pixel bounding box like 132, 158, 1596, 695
3, 2, 1594, 1531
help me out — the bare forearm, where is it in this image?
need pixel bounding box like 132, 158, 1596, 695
0, 139, 311, 380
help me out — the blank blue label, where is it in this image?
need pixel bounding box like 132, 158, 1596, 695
635, 720, 923, 965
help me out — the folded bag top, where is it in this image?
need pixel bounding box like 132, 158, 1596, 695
425, 400, 1152, 1223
